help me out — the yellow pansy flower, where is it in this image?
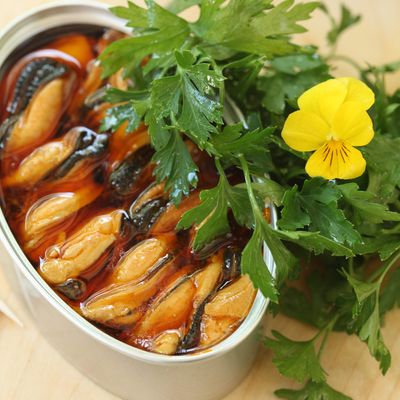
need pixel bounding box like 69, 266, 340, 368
281, 77, 375, 180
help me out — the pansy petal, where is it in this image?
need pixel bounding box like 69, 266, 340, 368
282, 110, 330, 151
338, 77, 375, 110
332, 101, 374, 146
305, 141, 366, 180
298, 79, 347, 124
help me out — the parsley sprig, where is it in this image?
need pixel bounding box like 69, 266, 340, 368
99, 1, 400, 398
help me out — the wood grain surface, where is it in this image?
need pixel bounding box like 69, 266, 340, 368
1, 1, 400, 399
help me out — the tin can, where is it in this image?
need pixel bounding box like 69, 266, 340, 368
0, 2, 276, 399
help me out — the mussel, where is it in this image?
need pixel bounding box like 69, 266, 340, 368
199, 275, 256, 348
151, 331, 181, 355
1, 57, 77, 153
2, 127, 107, 187
56, 278, 87, 301
150, 193, 201, 235
109, 144, 154, 195
111, 236, 175, 284
129, 182, 168, 234
39, 209, 126, 285
134, 274, 196, 339
129, 184, 200, 236
179, 255, 224, 353
51, 127, 108, 180
24, 184, 103, 249
81, 258, 177, 327
109, 128, 150, 168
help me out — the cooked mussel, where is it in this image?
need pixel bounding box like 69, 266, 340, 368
56, 278, 87, 301
1, 128, 72, 187
111, 236, 175, 284
199, 275, 256, 348
24, 184, 103, 249
129, 185, 200, 237
109, 144, 154, 195
39, 210, 125, 285
134, 274, 196, 339
150, 193, 200, 235
81, 258, 177, 328
51, 127, 108, 180
1, 57, 77, 153
128, 183, 168, 234
179, 255, 224, 353
151, 331, 181, 355
2, 127, 107, 187
7, 58, 68, 116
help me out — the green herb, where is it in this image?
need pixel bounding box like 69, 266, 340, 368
265, 330, 326, 383
275, 380, 352, 400
279, 178, 362, 246
99, 1, 400, 398
320, 4, 361, 47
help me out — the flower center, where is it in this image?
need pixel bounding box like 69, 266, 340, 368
321, 140, 351, 166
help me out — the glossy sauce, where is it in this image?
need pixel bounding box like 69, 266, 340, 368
0, 28, 256, 355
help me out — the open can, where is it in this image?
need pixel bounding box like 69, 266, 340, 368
0, 2, 277, 399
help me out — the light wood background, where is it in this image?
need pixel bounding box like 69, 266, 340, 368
1, 1, 400, 399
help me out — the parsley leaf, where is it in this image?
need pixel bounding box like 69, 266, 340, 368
339, 182, 400, 224
110, 1, 148, 30
321, 3, 361, 47
240, 156, 297, 288
100, 99, 149, 133
152, 130, 198, 204
380, 269, 400, 315
101, 1, 189, 77
344, 267, 393, 374
279, 179, 362, 247
242, 223, 279, 301
192, 0, 318, 59
177, 169, 256, 250
276, 230, 354, 257
358, 301, 392, 374
151, 50, 224, 148
265, 330, 326, 383
247, 178, 285, 206
167, 0, 201, 13
211, 124, 275, 174
363, 135, 400, 203
353, 235, 400, 261
275, 380, 352, 400
258, 54, 330, 114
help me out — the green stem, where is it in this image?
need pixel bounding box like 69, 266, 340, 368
367, 250, 400, 284
317, 315, 339, 360
327, 54, 364, 72
215, 158, 227, 181
348, 257, 354, 275
239, 154, 263, 220
377, 250, 400, 285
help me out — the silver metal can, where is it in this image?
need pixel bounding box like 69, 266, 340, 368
0, 2, 276, 399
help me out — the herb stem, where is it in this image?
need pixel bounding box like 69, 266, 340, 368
317, 315, 339, 360
367, 250, 400, 284
239, 154, 263, 220
327, 54, 364, 72
348, 257, 354, 275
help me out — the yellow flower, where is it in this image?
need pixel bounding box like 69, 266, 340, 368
281, 77, 375, 180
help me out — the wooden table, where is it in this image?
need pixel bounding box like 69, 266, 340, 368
1, 1, 400, 399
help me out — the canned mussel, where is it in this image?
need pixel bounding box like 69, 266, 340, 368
0, 19, 261, 356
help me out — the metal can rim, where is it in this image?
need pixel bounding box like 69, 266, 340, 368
0, 0, 276, 365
